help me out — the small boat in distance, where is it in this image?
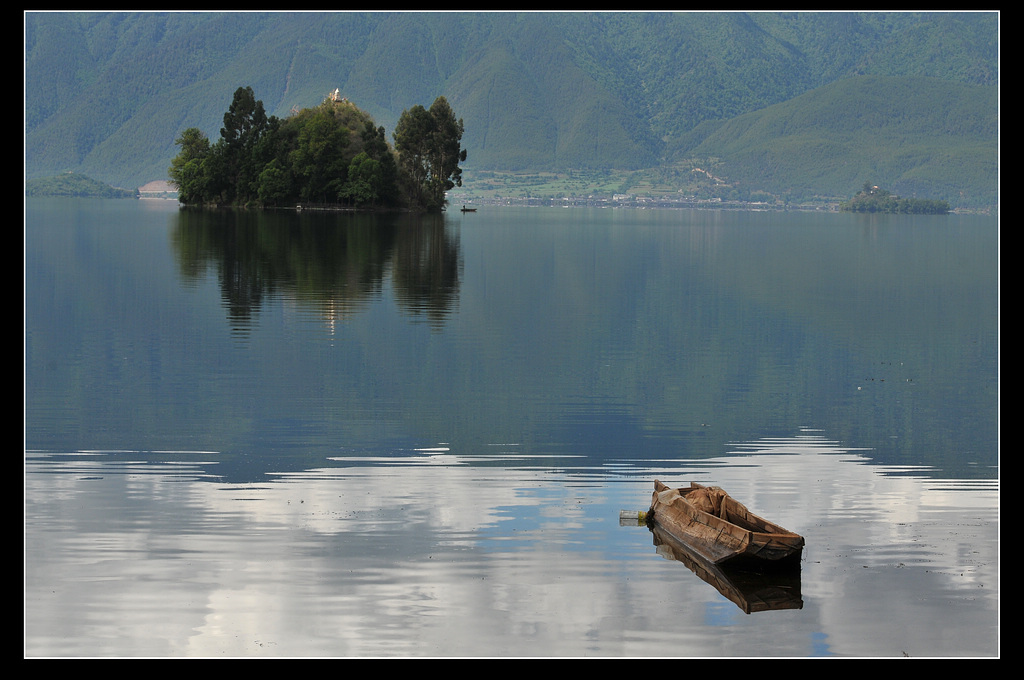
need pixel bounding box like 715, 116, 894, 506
647, 480, 804, 570
460, 205, 477, 212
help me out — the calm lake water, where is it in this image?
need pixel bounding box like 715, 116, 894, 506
24, 198, 998, 657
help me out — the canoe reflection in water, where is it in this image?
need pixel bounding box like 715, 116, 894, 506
650, 525, 803, 614
639, 480, 804, 614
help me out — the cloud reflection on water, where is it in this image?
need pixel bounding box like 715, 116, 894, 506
25, 431, 997, 657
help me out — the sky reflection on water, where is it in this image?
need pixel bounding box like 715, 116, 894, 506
25, 432, 997, 657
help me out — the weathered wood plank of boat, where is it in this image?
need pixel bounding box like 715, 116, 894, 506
648, 480, 804, 569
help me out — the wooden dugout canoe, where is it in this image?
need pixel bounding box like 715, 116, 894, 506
647, 480, 804, 569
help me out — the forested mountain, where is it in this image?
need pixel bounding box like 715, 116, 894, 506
24, 11, 999, 207
674, 75, 998, 206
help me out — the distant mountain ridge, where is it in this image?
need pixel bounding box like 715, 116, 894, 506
24, 11, 999, 207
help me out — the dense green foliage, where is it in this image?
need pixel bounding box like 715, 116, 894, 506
393, 97, 467, 211
170, 87, 463, 211
839, 183, 949, 214
25, 172, 137, 198
26, 12, 998, 208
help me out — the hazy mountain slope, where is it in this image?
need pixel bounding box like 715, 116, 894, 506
746, 12, 998, 86
565, 12, 817, 144
24, 11, 998, 205
679, 75, 998, 206
334, 13, 659, 170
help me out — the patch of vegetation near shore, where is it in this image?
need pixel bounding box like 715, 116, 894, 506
26, 173, 138, 198
840, 183, 950, 214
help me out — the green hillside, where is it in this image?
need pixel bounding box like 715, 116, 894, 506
25, 172, 137, 198
24, 11, 999, 208
674, 75, 997, 207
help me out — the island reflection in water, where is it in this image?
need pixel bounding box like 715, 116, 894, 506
171, 207, 461, 333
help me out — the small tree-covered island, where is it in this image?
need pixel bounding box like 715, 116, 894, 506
839, 183, 950, 214
169, 86, 466, 212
